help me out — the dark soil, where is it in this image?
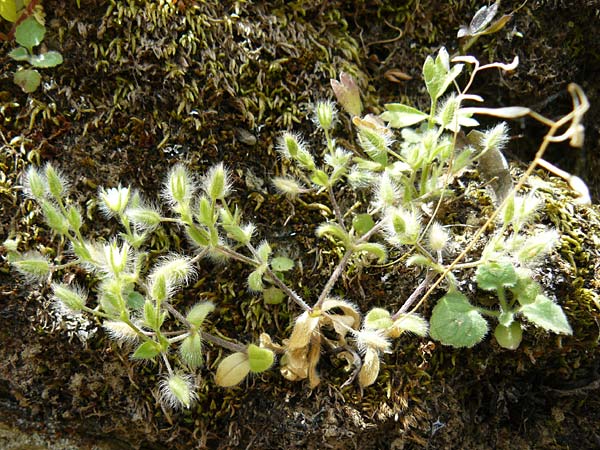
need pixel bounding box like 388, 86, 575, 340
1, 1, 599, 449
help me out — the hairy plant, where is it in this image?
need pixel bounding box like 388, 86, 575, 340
4, 44, 589, 408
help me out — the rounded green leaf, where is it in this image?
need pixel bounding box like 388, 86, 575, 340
354, 242, 387, 263
29, 51, 63, 68
510, 274, 542, 306
0, 0, 17, 22
126, 291, 145, 310
352, 213, 375, 236
215, 352, 250, 387
263, 287, 285, 305
494, 322, 523, 350
364, 308, 393, 330
15, 17, 46, 50
270, 256, 294, 272
248, 269, 264, 292
9, 47, 29, 61
429, 292, 488, 348
247, 344, 274, 373
476, 261, 518, 291
14, 69, 41, 93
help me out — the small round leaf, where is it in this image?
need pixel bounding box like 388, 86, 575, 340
215, 352, 250, 387
247, 344, 274, 373
494, 322, 523, 350
15, 17, 45, 50
14, 69, 41, 93
29, 51, 63, 68
430, 292, 488, 348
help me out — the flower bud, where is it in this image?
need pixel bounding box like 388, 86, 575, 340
314, 100, 336, 131
99, 186, 130, 217
180, 333, 203, 369
23, 166, 46, 200
150, 255, 195, 287
159, 373, 197, 409
44, 164, 68, 201
52, 282, 87, 311
330, 72, 362, 117
101, 240, 131, 276
12, 251, 51, 281
385, 207, 421, 246
203, 163, 231, 201
374, 172, 399, 208
125, 205, 162, 230
164, 164, 195, 206
428, 222, 449, 252
272, 176, 308, 198
40, 200, 69, 235
103, 320, 139, 343
481, 122, 509, 153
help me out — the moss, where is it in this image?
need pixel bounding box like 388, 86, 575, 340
1, 0, 600, 449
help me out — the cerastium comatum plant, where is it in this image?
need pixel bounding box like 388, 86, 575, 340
4, 47, 588, 408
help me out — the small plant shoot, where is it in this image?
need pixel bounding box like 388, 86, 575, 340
4, 15, 589, 409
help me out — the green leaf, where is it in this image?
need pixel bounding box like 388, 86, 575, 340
310, 169, 330, 187
476, 261, 518, 291
40, 199, 69, 234
248, 269, 264, 292
0, 0, 17, 22
66, 205, 82, 231
406, 254, 439, 270
263, 287, 285, 305
519, 295, 572, 335
364, 308, 393, 330
429, 292, 488, 348
186, 225, 209, 246
14, 69, 41, 93
316, 222, 351, 247
494, 322, 523, 350
15, 17, 45, 51
223, 224, 251, 244
9, 47, 29, 61
132, 341, 161, 360
354, 242, 387, 263
510, 272, 541, 306
186, 302, 215, 328
380, 104, 428, 128
423, 49, 464, 101
352, 213, 375, 236
196, 196, 214, 226
422, 55, 441, 100
143, 299, 164, 330
215, 352, 250, 387
270, 256, 294, 272
29, 51, 63, 68
256, 241, 272, 262
247, 344, 274, 373
126, 291, 145, 310
391, 313, 429, 337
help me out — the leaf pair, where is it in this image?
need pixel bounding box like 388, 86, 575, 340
430, 262, 572, 349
